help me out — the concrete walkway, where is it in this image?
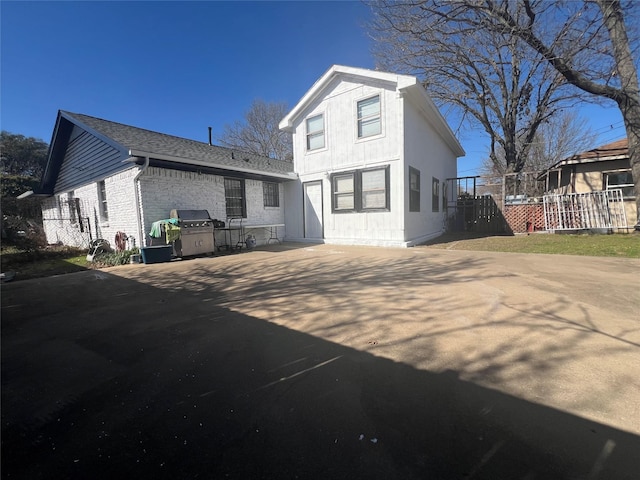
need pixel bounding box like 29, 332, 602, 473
2, 243, 639, 479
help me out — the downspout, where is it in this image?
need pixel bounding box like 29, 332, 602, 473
133, 156, 150, 248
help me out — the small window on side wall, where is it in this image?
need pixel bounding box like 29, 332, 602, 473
97, 180, 108, 221
442, 180, 448, 212
306, 114, 325, 151
409, 167, 420, 212
432, 177, 440, 212
263, 182, 279, 207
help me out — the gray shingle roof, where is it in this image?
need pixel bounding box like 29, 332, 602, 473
61, 111, 294, 177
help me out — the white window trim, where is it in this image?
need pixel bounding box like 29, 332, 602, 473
604, 168, 635, 199
97, 180, 109, 223
305, 111, 327, 154
355, 93, 383, 142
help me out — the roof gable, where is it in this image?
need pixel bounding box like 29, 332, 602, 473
279, 65, 416, 131
279, 65, 464, 157
61, 112, 295, 177
38, 111, 296, 194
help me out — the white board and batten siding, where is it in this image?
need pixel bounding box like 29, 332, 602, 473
283, 66, 463, 247
403, 99, 458, 244
285, 76, 407, 246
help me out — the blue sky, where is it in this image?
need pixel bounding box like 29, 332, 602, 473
1, 1, 627, 176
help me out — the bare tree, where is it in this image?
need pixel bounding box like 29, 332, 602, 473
218, 99, 293, 161
480, 111, 598, 198
482, 111, 598, 175
372, 0, 640, 225
369, 1, 584, 173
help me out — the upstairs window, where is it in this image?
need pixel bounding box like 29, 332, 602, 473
604, 170, 634, 198
306, 114, 325, 151
224, 177, 246, 218
409, 167, 420, 212
357, 95, 381, 138
97, 180, 108, 221
263, 182, 280, 207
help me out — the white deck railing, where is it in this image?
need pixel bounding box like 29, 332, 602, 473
543, 189, 628, 231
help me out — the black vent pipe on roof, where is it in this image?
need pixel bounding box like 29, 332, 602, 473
208, 126, 212, 146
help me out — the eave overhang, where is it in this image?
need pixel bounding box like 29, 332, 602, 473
127, 150, 297, 182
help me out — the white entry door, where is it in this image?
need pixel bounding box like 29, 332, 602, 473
303, 181, 323, 239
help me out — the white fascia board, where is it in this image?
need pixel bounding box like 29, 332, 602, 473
280, 65, 418, 131
401, 84, 465, 158
128, 149, 297, 180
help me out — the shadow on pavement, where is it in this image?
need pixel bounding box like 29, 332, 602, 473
2, 262, 639, 479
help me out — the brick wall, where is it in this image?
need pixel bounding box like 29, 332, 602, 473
139, 167, 285, 247
41, 168, 138, 248
503, 203, 545, 234
42, 167, 287, 249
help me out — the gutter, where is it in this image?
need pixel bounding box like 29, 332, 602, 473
128, 149, 297, 181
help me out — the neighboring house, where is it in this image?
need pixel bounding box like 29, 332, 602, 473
540, 138, 636, 225
33, 111, 296, 249
279, 65, 465, 247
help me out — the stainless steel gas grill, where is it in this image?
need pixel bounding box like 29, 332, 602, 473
169, 209, 215, 257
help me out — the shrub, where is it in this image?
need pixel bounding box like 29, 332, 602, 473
2, 215, 47, 251
92, 248, 140, 267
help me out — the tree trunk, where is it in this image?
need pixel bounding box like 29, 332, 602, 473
597, 0, 640, 226
619, 97, 640, 227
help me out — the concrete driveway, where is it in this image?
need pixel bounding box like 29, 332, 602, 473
2, 243, 639, 479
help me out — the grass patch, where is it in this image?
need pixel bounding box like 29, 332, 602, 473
422, 232, 640, 258
1, 245, 90, 281
1, 244, 142, 281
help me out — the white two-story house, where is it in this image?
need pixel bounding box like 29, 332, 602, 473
279, 65, 465, 247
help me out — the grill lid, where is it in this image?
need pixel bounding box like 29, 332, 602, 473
170, 209, 212, 221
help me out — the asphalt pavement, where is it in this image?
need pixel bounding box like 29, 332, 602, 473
2, 243, 639, 479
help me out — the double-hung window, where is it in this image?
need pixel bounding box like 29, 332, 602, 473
432, 177, 440, 212
357, 95, 381, 138
361, 168, 387, 209
331, 166, 389, 212
263, 182, 280, 207
332, 173, 355, 211
97, 180, 108, 221
604, 170, 634, 198
306, 114, 325, 151
68, 192, 78, 224
409, 167, 420, 212
224, 177, 246, 218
